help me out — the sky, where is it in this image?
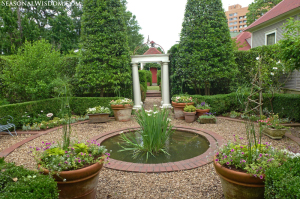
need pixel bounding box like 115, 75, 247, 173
126, 0, 255, 52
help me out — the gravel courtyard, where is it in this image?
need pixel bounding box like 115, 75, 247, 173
2, 97, 300, 199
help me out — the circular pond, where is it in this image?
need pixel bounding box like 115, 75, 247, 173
92, 126, 224, 172
102, 130, 210, 164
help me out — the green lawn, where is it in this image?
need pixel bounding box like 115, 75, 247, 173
147, 86, 159, 90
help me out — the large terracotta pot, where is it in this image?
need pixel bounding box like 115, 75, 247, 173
183, 111, 196, 123
263, 127, 287, 139
196, 109, 210, 119
213, 156, 264, 199
88, 113, 109, 123
41, 161, 104, 199
172, 102, 194, 120
111, 104, 132, 122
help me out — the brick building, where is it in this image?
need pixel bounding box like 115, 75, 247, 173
225, 4, 249, 33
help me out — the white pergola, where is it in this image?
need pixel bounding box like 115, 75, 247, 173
131, 54, 171, 109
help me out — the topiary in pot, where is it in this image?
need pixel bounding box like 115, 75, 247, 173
183, 105, 196, 123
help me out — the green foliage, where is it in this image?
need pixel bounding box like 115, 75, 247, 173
140, 84, 146, 102
59, 55, 79, 79
77, 0, 132, 97
279, 17, 300, 71
246, 0, 282, 26
0, 161, 59, 198
184, 105, 196, 112
0, 97, 120, 128
177, 0, 237, 94
1, 40, 62, 103
73, 143, 89, 154
191, 92, 300, 122
138, 70, 148, 90
118, 107, 174, 160
157, 70, 161, 86
265, 157, 300, 199
145, 70, 152, 86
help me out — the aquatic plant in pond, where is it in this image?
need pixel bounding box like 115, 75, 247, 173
118, 106, 174, 160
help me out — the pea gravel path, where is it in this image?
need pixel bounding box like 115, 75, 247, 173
3, 97, 300, 199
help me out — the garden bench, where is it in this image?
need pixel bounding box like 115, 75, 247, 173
0, 116, 17, 136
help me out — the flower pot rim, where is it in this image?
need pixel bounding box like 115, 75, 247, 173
213, 155, 265, 186
196, 109, 210, 112
88, 113, 110, 115
183, 111, 196, 114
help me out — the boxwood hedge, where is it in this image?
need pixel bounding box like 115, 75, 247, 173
138, 70, 148, 90
0, 97, 121, 127
0, 158, 59, 199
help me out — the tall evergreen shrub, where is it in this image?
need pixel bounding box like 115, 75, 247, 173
76, 0, 132, 97
177, 0, 237, 95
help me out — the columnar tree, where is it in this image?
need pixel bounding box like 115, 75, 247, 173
76, 0, 131, 97
177, 0, 236, 95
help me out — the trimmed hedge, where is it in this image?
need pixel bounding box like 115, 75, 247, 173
0, 97, 120, 128
0, 159, 59, 198
138, 70, 148, 90
191, 93, 300, 122
140, 84, 146, 102
157, 70, 161, 86
265, 157, 300, 199
145, 70, 152, 86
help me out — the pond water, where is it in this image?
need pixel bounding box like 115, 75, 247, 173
102, 130, 210, 164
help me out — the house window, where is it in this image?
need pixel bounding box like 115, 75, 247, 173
229, 27, 233, 29
244, 16, 247, 18
233, 26, 237, 29
229, 22, 234, 25
265, 30, 277, 45
239, 21, 243, 23
239, 16, 243, 19
239, 30, 243, 32
239, 25, 243, 28
243, 20, 247, 23
244, 25, 247, 27
234, 21, 237, 24
229, 13, 237, 16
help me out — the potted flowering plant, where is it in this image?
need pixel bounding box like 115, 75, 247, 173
86, 106, 111, 123
258, 114, 289, 139
197, 112, 216, 124
195, 102, 210, 119
213, 121, 289, 199
30, 82, 109, 199
171, 96, 194, 120
183, 105, 196, 123
110, 98, 133, 122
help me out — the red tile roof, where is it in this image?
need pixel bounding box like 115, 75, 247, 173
245, 0, 300, 31
143, 47, 162, 55
235, 31, 252, 51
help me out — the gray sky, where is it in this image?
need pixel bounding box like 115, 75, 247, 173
126, 0, 254, 52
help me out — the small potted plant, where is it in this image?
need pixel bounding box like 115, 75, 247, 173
86, 106, 111, 123
258, 114, 289, 139
195, 102, 210, 119
183, 105, 196, 123
197, 112, 216, 124
110, 98, 133, 122
213, 120, 290, 199
171, 96, 194, 120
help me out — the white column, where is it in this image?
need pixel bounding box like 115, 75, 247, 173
140, 63, 143, 70
132, 62, 142, 109
162, 62, 171, 108
160, 62, 164, 105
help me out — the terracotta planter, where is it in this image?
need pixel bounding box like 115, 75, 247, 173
213, 156, 265, 199
41, 161, 104, 199
183, 111, 196, 123
196, 109, 210, 119
111, 104, 132, 122
198, 117, 216, 124
88, 113, 109, 123
172, 102, 194, 120
263, 127, 287, 139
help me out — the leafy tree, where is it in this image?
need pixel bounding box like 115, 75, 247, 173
1, 40, 61, 102
177, 0, 236, 95
246, 0, 282, 26
76, 0, 131, 97
279, 17, 300, 71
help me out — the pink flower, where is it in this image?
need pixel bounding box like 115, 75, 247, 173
231, 149, 234, 152
215, 159, 219, 162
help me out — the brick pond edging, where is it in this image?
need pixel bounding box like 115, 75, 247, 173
91, 126, 225, 173
0, 120, 88, 158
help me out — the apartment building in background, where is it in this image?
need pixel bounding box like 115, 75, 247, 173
225, 4, 249, 33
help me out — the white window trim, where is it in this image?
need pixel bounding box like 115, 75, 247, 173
265, 29, 277, 45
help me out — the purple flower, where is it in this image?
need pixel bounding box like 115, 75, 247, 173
241, 152, 244, 155
226, 162, 230, 165
58, 163, 61, 166
216, 152, 219, 156
97, 143, 100, 146
240, 146, 243, 149
201, 102, 205, 106
89, 154, 92, 157
64, 161, 68, 164
71, 148, 74, 150
29, 146, 32, 148
65, 151, 68, 154
78, 159, 81, 163
224, 155, 227, 158
81, 152, 83, 155
78, 141, 80, 144
36, 147, 40, 151
233, 134, 235, 137
231, 149, 235, 152
215, 159, 219, 162
67, 155, 69, 157
230, 159, 233, 162
254, 174, 257, 177
259, 175, 263, 179
239, 137, 243, 140
106, 153, 110, 156
42, 141, 44, 144
259, 153, 262, 157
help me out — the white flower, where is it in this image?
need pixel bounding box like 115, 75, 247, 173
273, 67, 278, 70
167, 118, 172, 122
119, 131, 124, 134
277, 60, 281, 64
154, 104, 157, 107
41, 110, 43, 112
47, 113, 53, 117
270, 72, 274, 76
147, 114, 152, 116
153, 111, 158, 114
256, 57, 259, 60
